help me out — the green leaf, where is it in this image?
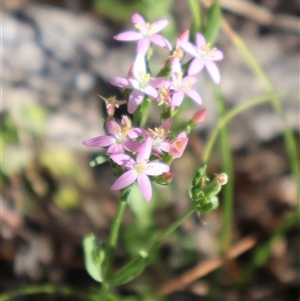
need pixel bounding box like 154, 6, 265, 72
205, 0, 221, 45
107, 251, 148, 286
188, 0, 202, 38
83, 234, 106, 283
89, 154, 109, 167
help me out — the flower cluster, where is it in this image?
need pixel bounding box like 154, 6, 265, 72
83, 13, 223, 202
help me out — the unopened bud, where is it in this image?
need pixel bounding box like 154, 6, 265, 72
215, 173, 228, 185
153, 171, 174, 185
161, 172, 174, 182
192, 109, 207, 124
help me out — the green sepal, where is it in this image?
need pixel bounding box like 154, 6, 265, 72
156, 59, 171, 78
201, 177, 222, 197
83, 234, 106, 283
192, 194, 219, 213
107, 251, 148, 286
89, 154, 110, 167
189, 164, 225, 213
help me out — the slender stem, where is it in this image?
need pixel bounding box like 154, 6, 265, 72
114, 207, 195, 275
203, 92, 280, 162
213, 85, 233, 253
220, 17, 300, 207
103, 192, 128, 278
147, 207, 195, 251
99, 189, 129, 299
0, 284, 92, 301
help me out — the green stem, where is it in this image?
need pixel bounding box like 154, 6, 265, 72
100, 189, 129, 299
112, 207, 195, 277
203, 92, 280, 162
213, 85, 233, 253
221, 20, 300, 206
147, 207, 195, 250
0, 284, 92, 301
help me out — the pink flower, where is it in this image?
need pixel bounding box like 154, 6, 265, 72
167, 30, 190, 67
181, 33, 223, 83
170, 63, 202, 109
169, 132, 188, 159
148, 118, 172, 157
99, 95, 126, 116
83, 116, 143, 155
110, 137, 170, 202
109, 55, 158, 114
114, 13, 172, 56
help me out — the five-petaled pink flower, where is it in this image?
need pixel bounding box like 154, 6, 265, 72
148, 118, 172, 157
109, 55, 158, 114
181, 33, 223, 83
169, 63, 202, 109
110, 137, 170, 202
114, 13, 172, 56
83, 116, 143, 155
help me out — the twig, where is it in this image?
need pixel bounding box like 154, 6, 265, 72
206, 0, 300, 34
157, 235, 257, 296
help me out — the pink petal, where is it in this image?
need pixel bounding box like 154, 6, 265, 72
137, 137, 152, 162
178, 30, 190, 43
152, 19, 169, 33
171, 71, 181, 87
137, 173, 152, 202
111, 170, 137, 191
107, 143, 124, 155
123, 140, 142, 153
172, 91, 184, 108
182, 75, 198, 86
106, 120, 121, 136
184, 89, 202, 105
83, 135, 115, 147
131, 13, 146, 27
109, 77, 131, 88
144, 85, 158, 99
110, 154, 135, 169
188, 58, 205, 75
209, 49, 224, 61
114, 31, 143, 41
169, 133, 188, 159
205, 61, 220, 84
180, 41, 199, 57
149, 34, 172, 50
171, 59, 182, 74
128, 127, 147, 138
133, 54, 146, 76
150, 77, 169, 89
144, 162, 170, 176
159, 141, 172, 152
196, 33, 206, 48
137, 38, 151, 56
128, 90, 145, 114
160, 117, 173, 134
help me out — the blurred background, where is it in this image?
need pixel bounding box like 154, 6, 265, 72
1, 0, 299, 300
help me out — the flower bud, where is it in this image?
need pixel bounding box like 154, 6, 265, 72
169, 132, 188, 159
215, 173, 228, 185
192, 109, 207, 124
153, 171, 174, 185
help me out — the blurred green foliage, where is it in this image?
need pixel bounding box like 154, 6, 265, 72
93, 0, 176, 40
